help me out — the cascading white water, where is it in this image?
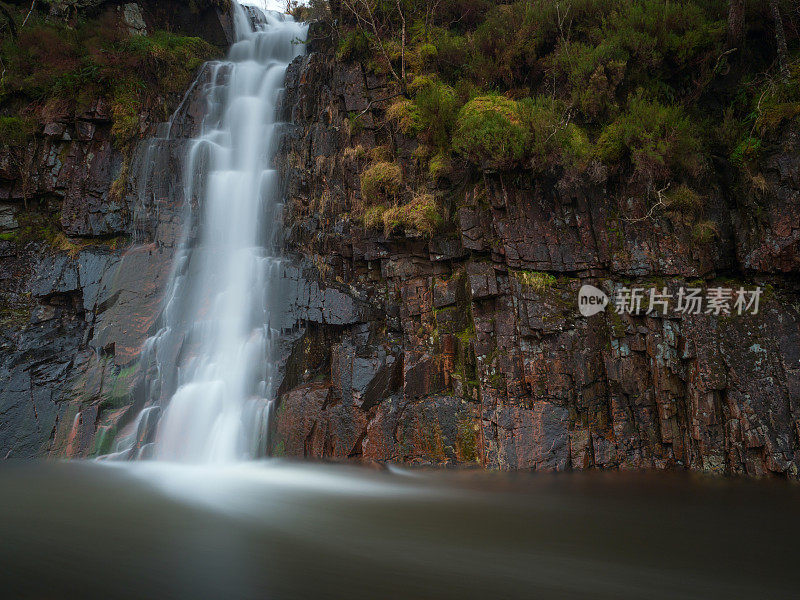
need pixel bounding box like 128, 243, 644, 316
108, 5, 307, 462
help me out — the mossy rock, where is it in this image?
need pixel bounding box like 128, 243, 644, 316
452, 95, 530, 171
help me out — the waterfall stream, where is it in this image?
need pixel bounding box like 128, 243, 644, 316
107, 4, 307, 462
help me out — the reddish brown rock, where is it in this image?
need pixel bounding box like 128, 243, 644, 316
270, 48, 800, 480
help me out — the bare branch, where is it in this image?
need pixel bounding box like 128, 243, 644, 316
622, 183, 671, 224
355, 92, 403, 118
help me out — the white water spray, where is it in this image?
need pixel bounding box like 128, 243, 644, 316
109, 5, 306, 462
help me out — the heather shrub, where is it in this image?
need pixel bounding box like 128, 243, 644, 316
517, 96, 592, 169
753, 62, 800, 134
360, 162, 403, 204
468, 2, 558, 88
337, 29, 371, 61
410, 76, 460, 149
379, 193, 442, 237
548, 0, 725, 114
596, 95, 704, 182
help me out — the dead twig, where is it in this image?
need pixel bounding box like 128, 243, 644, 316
622, 183, 671, 224
355, 92, 403, 119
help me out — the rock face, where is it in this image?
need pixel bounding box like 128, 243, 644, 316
269, 37, 800, 478
1, 13, 798, 479
0, 4, 229, 459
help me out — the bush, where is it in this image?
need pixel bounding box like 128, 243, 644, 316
386, 99, 418, 134
517, 96, 593, 169
468, 2, 558, 88
387, 77, 461, 150
664, 184, 703, 214
753, 62, 800, 135
549, 42, 627, 119
428, 152, 452, 181
452, 95, 530, 170
337, 29, 371, 61
423, 29, 470, 82
596, 95, 703, 181
366, 193, 442, 237
360, 162, 403, 204
548, 0, 725, 115
361, 204, 388, 230
411, 77, 461, 150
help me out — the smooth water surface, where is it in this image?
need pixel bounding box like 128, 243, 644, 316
1, 462, 798, 599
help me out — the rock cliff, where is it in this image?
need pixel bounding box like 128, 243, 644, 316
1, 6, 798, 480
269, 29, 800, 478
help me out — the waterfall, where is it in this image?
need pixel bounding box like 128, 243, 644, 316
105, 4, 307, 462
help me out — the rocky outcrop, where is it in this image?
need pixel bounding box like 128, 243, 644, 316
270, 42, 800, 478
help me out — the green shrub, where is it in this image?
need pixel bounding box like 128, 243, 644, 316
549, 42, 627, 119
360, 162, 403, 204
664, 184, 703, 214
411, 76, 461, 149
386, 99, 418, 134
428, 152, 452, 181
517, 96, 593, 169
424, 29, 470, 81
692, 220, 719, 244
381, 193, 442, 237
387, 77, 461, 150
753, 62, 800, 134
596, 95, 703, 181
361, 204, 388, 230
337, 29, 371, 61
452, 95, 530, 170
468, 2, 558, 88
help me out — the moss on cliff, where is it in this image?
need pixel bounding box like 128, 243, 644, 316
0, 6, 219, 147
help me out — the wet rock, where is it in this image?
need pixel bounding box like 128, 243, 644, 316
0, 205, 18, 231
269, 45, 800, 478
30, 255, 80, 298
92, 244, 172, 366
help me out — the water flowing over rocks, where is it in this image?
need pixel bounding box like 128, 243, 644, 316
0, 2, 233, 459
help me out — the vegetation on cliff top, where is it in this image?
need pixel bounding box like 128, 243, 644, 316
0, 4, 219, 148
317, 0, 798, 235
